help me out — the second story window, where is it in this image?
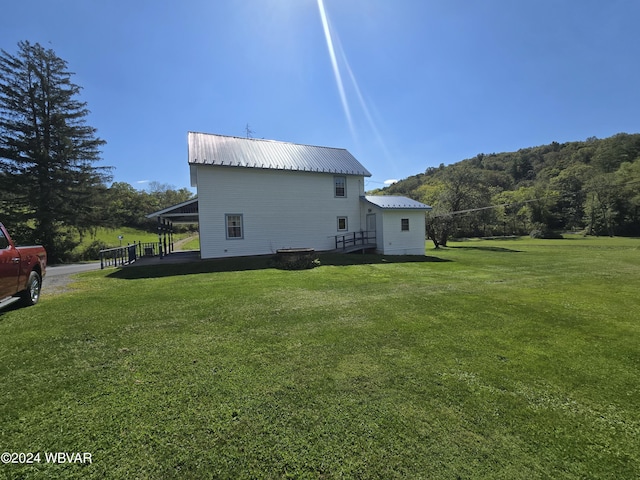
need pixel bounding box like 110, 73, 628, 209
334, 176, 346, 197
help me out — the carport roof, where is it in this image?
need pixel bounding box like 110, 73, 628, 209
146, 197, 199, 224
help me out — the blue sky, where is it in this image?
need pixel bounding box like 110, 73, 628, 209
2, 0, 639, 192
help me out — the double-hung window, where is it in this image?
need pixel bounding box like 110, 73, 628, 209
334, 176, 346, 197
401, 218, 410, 231
226, 214, 243, 239
337, 217, 348, 231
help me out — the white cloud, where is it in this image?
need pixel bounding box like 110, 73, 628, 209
384, 179, 398, 185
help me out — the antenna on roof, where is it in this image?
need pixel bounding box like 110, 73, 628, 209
245, 123, 255, 139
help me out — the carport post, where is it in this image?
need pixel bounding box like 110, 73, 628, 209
169, 222, 174, 253
162, 219, 168, 256
157, 217, 163, 258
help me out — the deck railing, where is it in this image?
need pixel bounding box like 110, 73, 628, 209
99, 240, 175, 269
99, 243, 139, 269
335, 231, 376, 251
138, 242, 160, 257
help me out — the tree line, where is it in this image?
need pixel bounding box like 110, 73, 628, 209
0, 41, 193, 262
371, 134, 640, 247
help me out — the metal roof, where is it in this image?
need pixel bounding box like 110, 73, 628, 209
188, 132, 371, 176
146, 197, 199, 224
363, 195, 432, 210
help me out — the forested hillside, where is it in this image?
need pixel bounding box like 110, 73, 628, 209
370, 133, 640, 246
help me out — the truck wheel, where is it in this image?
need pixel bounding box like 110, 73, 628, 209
21, 271, 42, 306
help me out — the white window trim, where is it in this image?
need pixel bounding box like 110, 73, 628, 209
334, 175, 347, 198
225, 214, 244, 239
337, 216, 348, 231
401, 218, 410, 231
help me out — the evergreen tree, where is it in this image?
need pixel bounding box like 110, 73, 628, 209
0, 41, 111, 261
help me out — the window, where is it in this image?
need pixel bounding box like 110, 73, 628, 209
401, 218, 410, 231
226, 214, 243, 239
334, 176, 346, 197
0, 230, 8, 249
337, 217, 348, 231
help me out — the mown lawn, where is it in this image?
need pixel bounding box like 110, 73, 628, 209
175, 234, 200, 251
1, 236, 638, 479
72, 227, 194, 252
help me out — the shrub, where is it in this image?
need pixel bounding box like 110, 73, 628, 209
271, 252, 320, 270
530, 227, 563, 239
77, 240, 110, 261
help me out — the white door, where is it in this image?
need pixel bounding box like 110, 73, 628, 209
366, 214, 376, 243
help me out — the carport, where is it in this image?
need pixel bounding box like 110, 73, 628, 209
146, 197, 199, 257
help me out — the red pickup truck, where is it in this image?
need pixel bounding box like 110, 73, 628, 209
0, 222, 47, 310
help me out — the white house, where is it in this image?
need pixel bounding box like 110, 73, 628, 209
150, 132, 431, 259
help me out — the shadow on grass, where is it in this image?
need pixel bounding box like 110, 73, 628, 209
107, 253, 450, 280
0, 298, 36, 317
0, 302, 22, 317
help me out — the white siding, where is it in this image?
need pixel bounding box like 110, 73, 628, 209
195, 165, 365, 258
379, 210, 426, 255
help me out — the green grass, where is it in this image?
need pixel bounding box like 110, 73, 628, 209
1, 236, 638, 479
76, 226, 160, 248
175, 234, 200, 251
68, 227, 195, 262
76, 227, 193, 249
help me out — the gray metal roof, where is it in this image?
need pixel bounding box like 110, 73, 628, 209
363, 195, 432, 210
146, 197, 199, 224
188, 132, 371, 176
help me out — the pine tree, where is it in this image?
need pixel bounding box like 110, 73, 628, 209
0, 41, 111, 261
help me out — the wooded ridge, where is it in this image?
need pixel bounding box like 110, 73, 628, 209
369, 133, 640, 246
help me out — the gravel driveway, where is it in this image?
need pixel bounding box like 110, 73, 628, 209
42, 263, 102, 297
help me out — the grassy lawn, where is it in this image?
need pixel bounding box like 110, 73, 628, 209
73, 227, 194, 250
175, 234, 200, 251
1, 236, 638, 479
74, 226, 162, 248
